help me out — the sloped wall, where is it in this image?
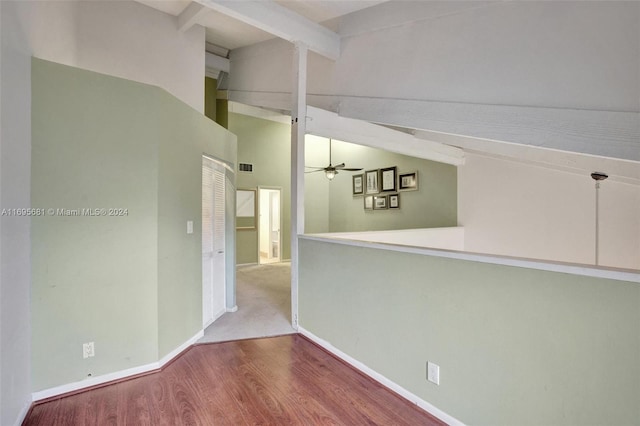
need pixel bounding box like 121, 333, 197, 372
31, 59, 235, 391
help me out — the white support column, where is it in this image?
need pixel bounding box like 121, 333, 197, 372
290, 43, 307, 330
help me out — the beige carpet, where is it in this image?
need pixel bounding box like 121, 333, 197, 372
198, 262, 295, 343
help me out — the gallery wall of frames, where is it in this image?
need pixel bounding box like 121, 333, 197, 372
352, 166, 419, 211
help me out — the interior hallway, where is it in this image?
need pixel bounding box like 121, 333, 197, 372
199, 262, 295, 343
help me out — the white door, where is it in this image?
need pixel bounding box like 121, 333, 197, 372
259, 188, 281, 264
202, 157, 226, 328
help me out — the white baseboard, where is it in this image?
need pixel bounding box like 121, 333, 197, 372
32, 329, 204, 403
227, 305, 238, 312
12, 398, 33, 426
158, 330, 204, 367
298, 327, 464, 426
203, 308, 228, 329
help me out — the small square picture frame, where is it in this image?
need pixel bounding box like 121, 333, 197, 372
365, 169, 379, 194
364, 195, 374, 210
352, 174, 364, 196
373, 195, 388, 210
389, 194, 400, 209
398, 171, 418, 191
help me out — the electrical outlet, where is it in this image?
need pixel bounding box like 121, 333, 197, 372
427, 362, 440, 385
83, 342, 95, 359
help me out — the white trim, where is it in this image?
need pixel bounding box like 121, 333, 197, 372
203, 307, 226, 329
32, 330, 204, 402
12, 400, 32, 426
227, 305, 238, 312
301, 235, 640, 284
158, 330, 204, 367
298, 327, 465, 426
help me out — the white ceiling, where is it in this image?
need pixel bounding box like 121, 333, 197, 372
136, 0, 386, 51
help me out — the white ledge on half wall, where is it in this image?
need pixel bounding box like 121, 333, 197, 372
301, 231, 640, 284
317, 227, 465, 252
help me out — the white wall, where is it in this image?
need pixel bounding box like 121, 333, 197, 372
459, 152, 640, 270
1, 2, 33, 424
15, 0, 205, 113
0, 1, 205, 423
336, 1, 638, 112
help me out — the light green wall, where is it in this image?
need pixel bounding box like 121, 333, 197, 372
229, 113, 291, 264
299, 238, 640, 425
32, 59, 160, 390
31, 58, 236, 390
156, 90, 236, 357
303, 135, 331, 233
305, 139, 457, 232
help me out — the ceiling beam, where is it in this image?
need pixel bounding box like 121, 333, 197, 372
306, 107, 465, 166
206, 52, 230, 73
177, 2, 209, 32
228, 101, 290, 124
195, 0, 341, 60
339, 96, 640, 162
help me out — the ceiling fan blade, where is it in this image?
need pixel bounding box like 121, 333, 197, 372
305, 166, 327, 169
305, 170, 325, 174
341, 168, 364, 171
334, 163, 346, 169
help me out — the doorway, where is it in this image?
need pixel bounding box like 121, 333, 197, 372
202, 156, 227, 328
258, 187, 282, 264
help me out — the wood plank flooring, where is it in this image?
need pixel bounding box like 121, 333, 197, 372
24, 334, 445, 425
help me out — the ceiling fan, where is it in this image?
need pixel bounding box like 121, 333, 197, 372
305, 139, 363, 180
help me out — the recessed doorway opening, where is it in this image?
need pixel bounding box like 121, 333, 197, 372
258, 187, 282, 265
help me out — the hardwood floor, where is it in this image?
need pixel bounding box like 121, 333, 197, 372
24, 334, 445, 425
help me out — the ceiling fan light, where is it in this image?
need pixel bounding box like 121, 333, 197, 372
325, 170, 337, 180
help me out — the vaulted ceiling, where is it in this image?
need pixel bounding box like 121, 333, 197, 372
134, 0, 639, 183
136, 0, 385, 50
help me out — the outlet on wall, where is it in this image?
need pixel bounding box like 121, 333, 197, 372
427, 361, 440, 385
83, 342, 95, 359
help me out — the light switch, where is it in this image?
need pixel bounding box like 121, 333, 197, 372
187, 220, 193, 234
427, 362, 440, 385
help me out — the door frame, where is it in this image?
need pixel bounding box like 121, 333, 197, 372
202, 154, 237, 328
257, 186, 283, 265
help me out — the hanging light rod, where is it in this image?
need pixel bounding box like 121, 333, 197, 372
591, 171, 608, 266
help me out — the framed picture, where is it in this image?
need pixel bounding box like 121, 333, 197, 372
373, 195, 388, 210
380, 166, 397, 192
389, 194, 400, 209
365, 169, 379, 194
364, 195, 374, 210
352, 174, 364, 196
236, 188, 257, 230
398, 171, 419, 191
